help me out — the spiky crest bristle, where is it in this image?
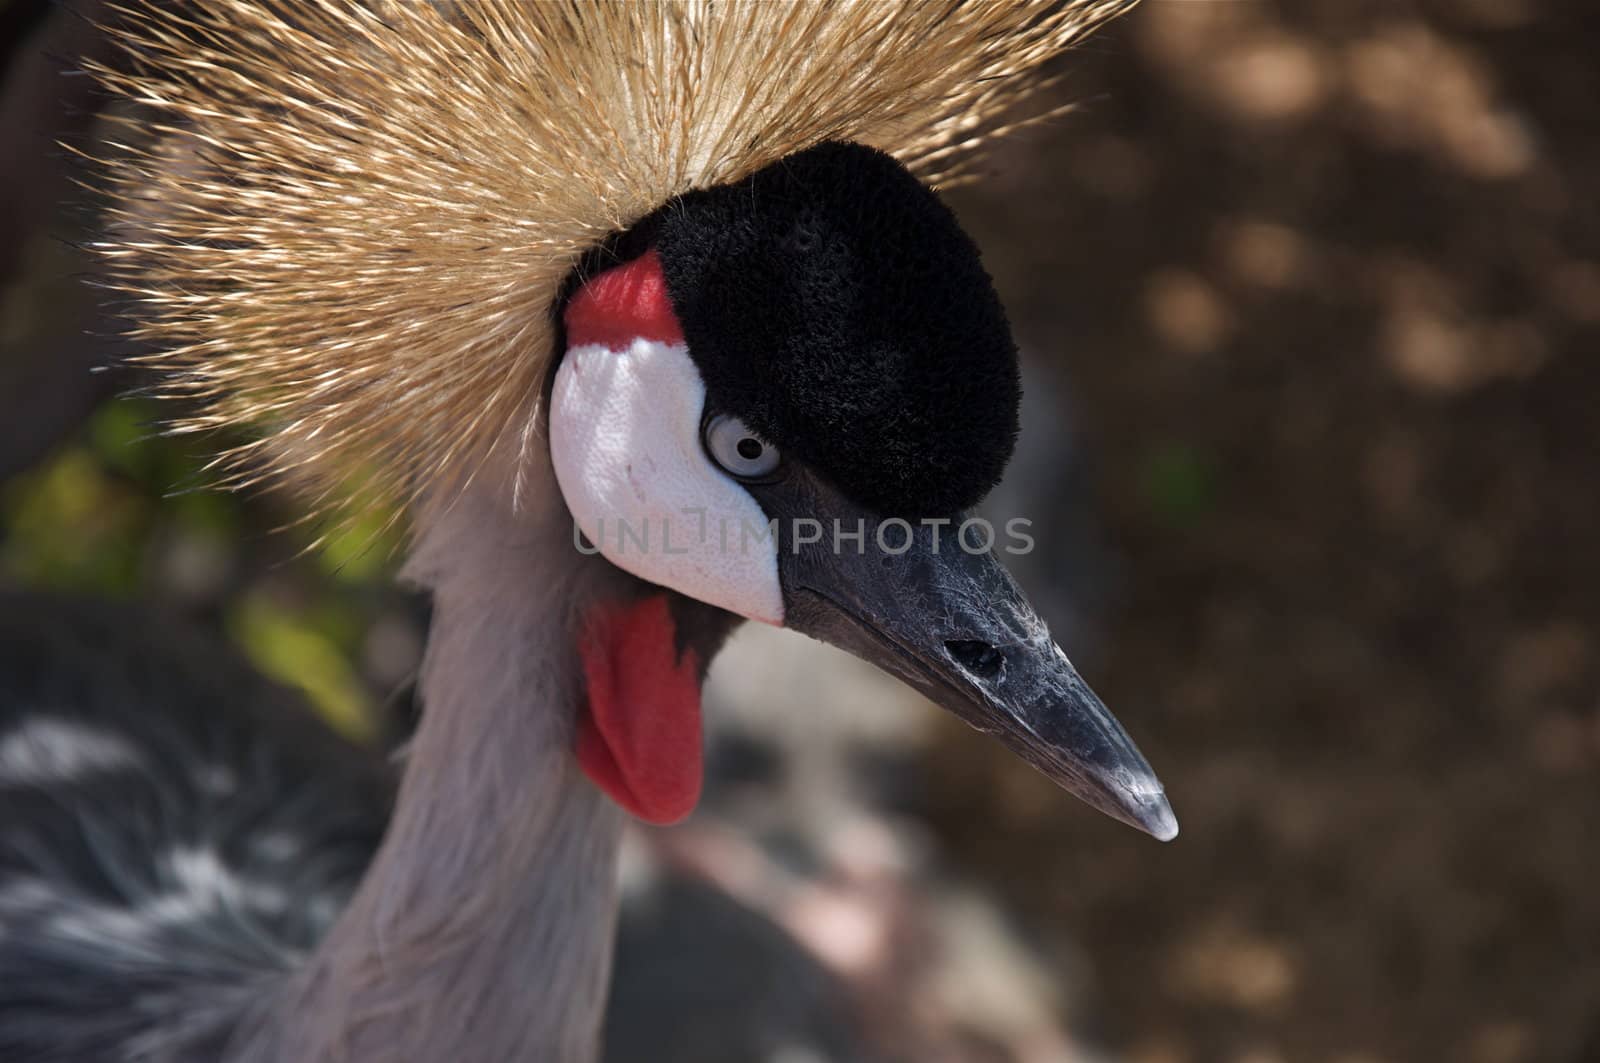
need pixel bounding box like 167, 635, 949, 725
90, 0, 1137, 528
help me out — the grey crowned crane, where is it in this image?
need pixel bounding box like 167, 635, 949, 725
0, 2, 1172, 1060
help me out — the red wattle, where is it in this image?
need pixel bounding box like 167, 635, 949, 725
564, 250, 684, 350
575, 595, 703, 825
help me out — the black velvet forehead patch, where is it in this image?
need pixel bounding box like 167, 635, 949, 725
653, 141, 1021, 518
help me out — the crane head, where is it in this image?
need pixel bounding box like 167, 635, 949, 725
549, 143, 1176, 842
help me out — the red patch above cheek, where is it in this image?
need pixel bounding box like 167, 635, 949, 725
575, 595, 703, 825
564, 249, 685, 351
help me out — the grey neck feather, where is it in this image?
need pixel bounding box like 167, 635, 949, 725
232, 465, 627, 1062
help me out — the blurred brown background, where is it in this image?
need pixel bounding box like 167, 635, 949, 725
2, 2, 1595, 1062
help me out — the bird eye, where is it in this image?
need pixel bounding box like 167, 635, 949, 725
703, 413, 781, 480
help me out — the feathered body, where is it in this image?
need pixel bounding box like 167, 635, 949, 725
0, 594, 390, 1061
94, 0, 1133, 517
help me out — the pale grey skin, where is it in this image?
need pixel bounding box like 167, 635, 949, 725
238, 458, 634, 1061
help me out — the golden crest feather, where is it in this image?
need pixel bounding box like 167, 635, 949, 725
91, 0, 1136, 521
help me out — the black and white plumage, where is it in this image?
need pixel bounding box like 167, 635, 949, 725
0, 594, 387, 1061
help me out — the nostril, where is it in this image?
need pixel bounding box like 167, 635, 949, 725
946, 639, 1004, 680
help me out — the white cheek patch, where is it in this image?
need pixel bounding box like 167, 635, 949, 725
550, 339, 784, 626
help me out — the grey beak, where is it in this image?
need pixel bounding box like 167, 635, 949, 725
757, 469, 1178, 841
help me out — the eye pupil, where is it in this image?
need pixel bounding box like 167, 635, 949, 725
704, 413, 782, 481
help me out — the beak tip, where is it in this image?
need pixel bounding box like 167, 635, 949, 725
1131, 790, 1180, 842
1147, 807, 1180, 842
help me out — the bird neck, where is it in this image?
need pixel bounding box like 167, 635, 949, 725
239, 473, 627, 1063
